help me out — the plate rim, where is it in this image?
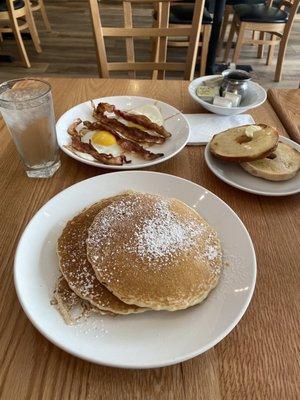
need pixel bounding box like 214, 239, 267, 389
55, 95, 190, 170
204, 135, 300, 197
14, 171, 257, 368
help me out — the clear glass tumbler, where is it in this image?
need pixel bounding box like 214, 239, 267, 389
0, 78, 60, 178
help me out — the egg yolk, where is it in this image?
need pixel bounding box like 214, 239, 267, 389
92, 131, 116, 146
127, 122, 146, 131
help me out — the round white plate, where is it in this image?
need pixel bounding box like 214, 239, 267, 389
56, 96, 189, 170
205, 136, 300, 196
188, 75, 267, 116
15, 171, 256, 369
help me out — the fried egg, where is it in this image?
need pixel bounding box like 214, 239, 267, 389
81, 130, 121, 157
121, 104, 164, 131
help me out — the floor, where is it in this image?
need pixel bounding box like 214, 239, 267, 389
0, 0, 299, 89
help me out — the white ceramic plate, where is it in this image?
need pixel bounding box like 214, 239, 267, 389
205, 136, 300, 196
56, 96, 189, 170
188, 75, 267, 116
14, 171, 256, 369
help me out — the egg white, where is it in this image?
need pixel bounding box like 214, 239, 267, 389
81, 131, 122, 157
130, 104, 164, 126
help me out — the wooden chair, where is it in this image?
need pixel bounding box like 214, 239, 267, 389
217, 0, 266, 56
0, 0, 41, 67
152, 2, 212, 76
224, 0, 300, 81
30, 0, 51, 32
88, 0, 205, 80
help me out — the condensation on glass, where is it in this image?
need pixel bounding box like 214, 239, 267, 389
0, 78, 60, 178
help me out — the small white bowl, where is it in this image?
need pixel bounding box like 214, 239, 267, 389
188, 75, 267, 116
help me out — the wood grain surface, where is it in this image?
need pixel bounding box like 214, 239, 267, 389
268, 88, 300, 144
0, 78, 299, 400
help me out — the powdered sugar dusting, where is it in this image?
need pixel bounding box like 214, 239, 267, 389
133, 200, 205, 260
87, 194, 221, 273
205, 244, 218, 261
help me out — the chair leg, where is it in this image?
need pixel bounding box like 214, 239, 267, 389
10, 16, 31, 67
257, 31, 265, 59
200, 25, 211, 76
151, 5, 160, 80
217, 5, 231, 57
275, 33, 288, 82
267, 34, 275, 66
24, 0, 42, 52
232, 22, 245, 65
39, 0, 51, 32
251, 30, 257, 45
0, 32, 3, 42
224, 16, 237, 62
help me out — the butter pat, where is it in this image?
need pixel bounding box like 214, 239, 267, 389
213, 96, 232, 108
224, 92, 241, 107
245, 125, 262, 138
203, 76, 223, 88
196, 86, 219, 103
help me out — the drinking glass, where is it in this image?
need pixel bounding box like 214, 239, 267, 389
0, 78, 60, 178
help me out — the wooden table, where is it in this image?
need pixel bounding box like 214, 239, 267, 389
0, 78, 299, 400
268, 88, 300, 144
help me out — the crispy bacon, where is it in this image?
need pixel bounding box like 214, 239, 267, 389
84, 118, 165, 144
67, 118, 82, 136
67, 119, 89, 138
70, 136, 130, 166
116, 138, 164, 160
95, 102, 172, 138
83, 120, 164, 160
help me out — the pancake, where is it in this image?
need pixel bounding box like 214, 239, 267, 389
57, 193, 146, 315
87, 193, 222, 311
52, 276, 105, 325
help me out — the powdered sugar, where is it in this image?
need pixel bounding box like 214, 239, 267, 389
205, 245, 218, 261
133, 200, 205, 260
87, 194, 220, 268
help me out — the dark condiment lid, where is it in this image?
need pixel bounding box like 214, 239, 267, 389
222, 69, 251, 82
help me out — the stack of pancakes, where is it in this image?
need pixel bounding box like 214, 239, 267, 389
53, 192, 223, 324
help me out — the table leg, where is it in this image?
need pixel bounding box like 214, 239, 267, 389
205, 0, 227, 74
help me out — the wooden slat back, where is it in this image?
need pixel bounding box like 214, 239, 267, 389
278, 0, 299, 9
123, 1, 135, 78
88, 0, 205, 79
279, 0, 300, 39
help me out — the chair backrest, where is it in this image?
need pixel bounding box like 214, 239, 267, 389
278, 0, 299, 8
88, 0, 205, 80
278, 0, 300, 38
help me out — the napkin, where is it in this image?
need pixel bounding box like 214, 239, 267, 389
185, 114, 255, 145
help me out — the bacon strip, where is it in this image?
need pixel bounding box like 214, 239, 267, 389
84, 118, 164, 145
67, 118, 82, 136
116, 138, 164, 160
95, 102, 172, 138
70, 136, 130, 166
83, 120, 164, 160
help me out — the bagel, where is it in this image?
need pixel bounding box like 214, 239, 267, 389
241, 142, 300, 181
209, 124, 279, 162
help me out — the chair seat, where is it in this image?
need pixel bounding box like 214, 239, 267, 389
227, 0, 265, 6
168, 5, 213, 25
0, 0, 25, 12
234, 4, 289, 23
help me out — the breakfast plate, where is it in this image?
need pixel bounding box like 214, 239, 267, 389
56, 96, 190, 170
205, 136, 300, 196
14, 171, 256, 368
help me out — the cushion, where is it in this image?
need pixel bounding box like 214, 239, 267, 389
234, 4, 289, 23
227, 0, 265, 5
0, 0, 25, 12
168, 5, 213, 25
